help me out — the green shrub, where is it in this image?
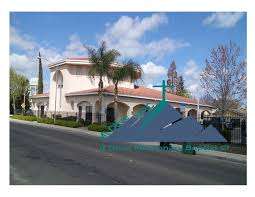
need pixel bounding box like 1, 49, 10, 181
37, 118, 54, 124
76, 119, 91, 127
59, 116, 77, 121
77, 118, 85, 127
11, 115, 37, 121
84, 120, 92, 126
87, 123, 109, 132
54, 119, 79, 128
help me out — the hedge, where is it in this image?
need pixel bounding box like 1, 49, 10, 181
11, 115, 81, 128
37, 117, 54, 124
11, 115, 37, 121
54, 119, 79, 128
87, 123, 109, 132
58, 116, 77, 121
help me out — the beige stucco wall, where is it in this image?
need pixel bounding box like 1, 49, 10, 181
31, 92, 213, 122
48, 64, 134, 112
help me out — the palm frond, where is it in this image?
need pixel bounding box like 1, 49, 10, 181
122, 59, 143, 82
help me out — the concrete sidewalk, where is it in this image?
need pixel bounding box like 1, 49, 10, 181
168, 143, 246, 164
10, 118, 246, 164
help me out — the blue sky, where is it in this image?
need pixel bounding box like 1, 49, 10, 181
10, 12, 247, 97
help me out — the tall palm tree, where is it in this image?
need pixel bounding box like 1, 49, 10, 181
85, 41, 120, 123
109, 59, 142, 121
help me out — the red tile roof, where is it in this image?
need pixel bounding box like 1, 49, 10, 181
66, 86, 212, 107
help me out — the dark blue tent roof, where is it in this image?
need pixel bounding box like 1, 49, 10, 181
104, 101, 226, 143
109, 106, 150, 133
200, 125, 227, 142
131, 101, 182, 130
158, 116, 204, 142
104, 101, 182, 142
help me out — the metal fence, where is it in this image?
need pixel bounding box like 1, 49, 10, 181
202, 115, 246, 145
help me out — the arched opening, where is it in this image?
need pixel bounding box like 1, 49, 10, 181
40, 105, 45, 117
201, 110, 210, 119
133, 104, 147, 115
37, 103, 46, 118
106, 102, 129, 122
77, 101, 92, 123
53, 70, 63, 110
187, 109, 197, 119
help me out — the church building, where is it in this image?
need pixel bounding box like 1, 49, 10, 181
31, 58, 213, 123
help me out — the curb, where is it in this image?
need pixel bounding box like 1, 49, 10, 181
10, 118, 101, 137
169, 142, 246, 164
198, 151, 246, 164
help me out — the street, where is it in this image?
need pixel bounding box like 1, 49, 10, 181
10, 121, 246, 185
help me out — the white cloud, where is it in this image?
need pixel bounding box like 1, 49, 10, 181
100, 13, 189, 58
145, 38, 190, 59
10, 53, 33, 70
142, 61, 167, 75
182, 59, 203, 97
10, 27, 37, 50
203, 12, 244, 28
38, 47, 62, 63
141, 61, 167, 87
10, 27, 90, 92
10, 27, 89, 78
103, 13, 167, 42
63, 34, 87, 57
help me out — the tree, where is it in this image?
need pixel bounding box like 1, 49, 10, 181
85, 41, 120, 123
200, 94, 215, 106
167, 61, 191, 98
176, 76, 191, 98
10, 68, 30, 114
109, 59, 142, 120
20, 77, 30, 114
200, 41, 246, 116
167, 61, 178, 93
10, 68, 19, 114
176, 76, 184, 95
37, 52, 43, 94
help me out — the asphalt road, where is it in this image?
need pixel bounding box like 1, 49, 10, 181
10, 121, 247, 185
